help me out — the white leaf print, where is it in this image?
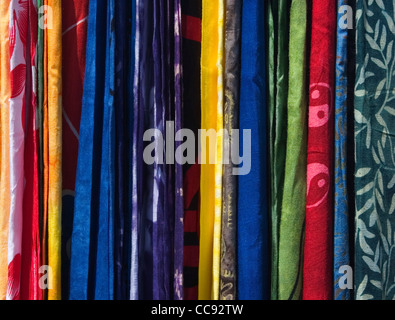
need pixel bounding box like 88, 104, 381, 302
361, 220, 376, 239
357, 275, 368, 299
387, 41, 393, 62
374, 20, 380, 41
357, 182, 375, 195
378, 170, 384, 194
363, 256, 381, 273
366, 34, 381, 51
356, 167, 372, 178
355, 109, 368, 123
375, 188, 385, 211
383, 11, 395, 35
355, 90, 367, 98
357, 198, 374, 217
374, 242, 380, 263
377, 140, 386, 162
380, 232, 390, 255
376, 0, 385, 10
371, 58, 386, 70
370, 209, 379, 227
380, 25, 387, 50
388, 175, 395, 189
360, 294, 374, 300
384, 106, 395, 116
389, 194, 395, 215
360, 233, 375, 256
376, 114, 386, 127
388, 220, 392, 245
370, 280, 382, 289
372, 147, 380, 164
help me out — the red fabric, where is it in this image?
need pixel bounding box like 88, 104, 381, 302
303, 0, 336, 300
62, 1, 88, 193
21, 1, 41, 301
182, 14, 201, 43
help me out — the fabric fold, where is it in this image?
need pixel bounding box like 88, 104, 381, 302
238, 0, 270, 300
303, 0, 336, 300
278, 0, 307, 301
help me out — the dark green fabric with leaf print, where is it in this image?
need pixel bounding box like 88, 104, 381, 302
354, 0, 395, 300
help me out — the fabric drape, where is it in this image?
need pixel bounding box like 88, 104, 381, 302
61, 0, 88, 300
0, 0, 11, 300
220, 0, 241, 301
303, 0, 336, 300
267, 0, 289, 300
238, 0, 270, 300
354, 0, 395, 300
334, 0, 351, 301
199, 0, 218, 300
278, 0, 307, 301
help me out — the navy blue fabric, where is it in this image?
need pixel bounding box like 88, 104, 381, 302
237, 0, 270, 300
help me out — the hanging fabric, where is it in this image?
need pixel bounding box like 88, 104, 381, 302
174, 0, 184, 301
8, 0, 29, 300
267, 0, 289, 300
61, 0, 88, 300
46, 0, 62, 300
238, 0, 270, 300
220, 0, 241, 301
70, 0, 109, 300
278, 0, 307, 301
199, 0, 218, 300
354, 0, 395, 300
334, 0, 351, 301
181, 0, 202, 301
212, 0, 224, 301
0, 0, 11, 301
20, 0, 41, 301
304, 0, 336, 300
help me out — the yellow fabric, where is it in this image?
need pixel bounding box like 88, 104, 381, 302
199, 0, 218, 300
0, 0, 11, 301
212, 0, 224, 301
47, 0, 62, 300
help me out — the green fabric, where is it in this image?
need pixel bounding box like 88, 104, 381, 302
278, 0, 307, 300
267, 0, 289, 300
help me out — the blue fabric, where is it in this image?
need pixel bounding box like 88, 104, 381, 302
238, 0, 270, 300
69, 0, 107, 300
334, 0, 351, 301
94, 0, 115, 300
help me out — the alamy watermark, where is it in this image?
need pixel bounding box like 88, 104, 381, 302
143, 121, 251, 175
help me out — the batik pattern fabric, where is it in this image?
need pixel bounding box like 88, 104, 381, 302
238, 0, 270, 300
278, 0, 307, 301
304, 0, 336, 300
0, 0, 11, 300
212, 0, 224, 301
354, 0, 395, 301
220, 0, 241, 301
334, 0, 351, 301
181, 0, 201, 301
4, 0, 42, 301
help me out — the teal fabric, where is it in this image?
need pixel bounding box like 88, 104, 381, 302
354, 0, 395, 300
